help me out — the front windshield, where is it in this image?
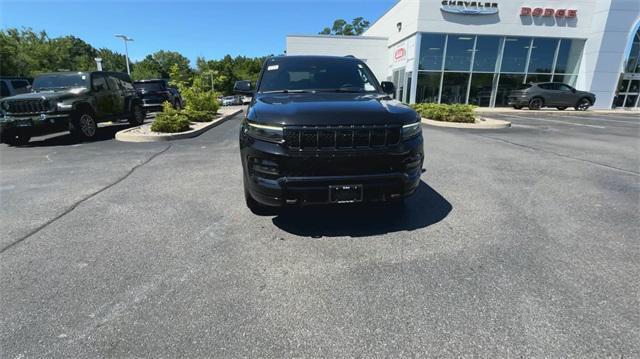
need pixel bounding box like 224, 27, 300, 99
32, 73, 89, 90
258, 57, 380, 93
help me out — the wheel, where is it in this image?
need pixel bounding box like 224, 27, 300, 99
128, 103, 145, 126
3, 133, 30, 146
69, 111, 98, 140
575, 98, 591, 111
174, 99, 183, 110
512, 105, 523, 110
528, 97, 544, 110
556, 107, 567, 111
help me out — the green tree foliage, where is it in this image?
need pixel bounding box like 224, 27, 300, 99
319, 17, 370, 36
96, 48, 127, 72
130, 55, 163, 80
0, 27, 265, 96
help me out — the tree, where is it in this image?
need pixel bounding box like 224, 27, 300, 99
96, 48, 127, 72
130, 55, 163, 80
319, 17, 370, 36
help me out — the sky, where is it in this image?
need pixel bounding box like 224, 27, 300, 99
1, 0, 396, 64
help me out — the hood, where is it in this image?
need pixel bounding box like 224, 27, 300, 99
2, 88, 88, 102
248, 92, 418, 126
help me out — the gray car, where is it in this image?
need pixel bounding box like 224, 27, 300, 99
508, 82, 596, 111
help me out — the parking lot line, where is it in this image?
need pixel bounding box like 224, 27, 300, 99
496, 114, 606, 129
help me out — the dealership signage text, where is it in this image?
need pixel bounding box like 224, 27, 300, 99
520, 7, 577, 18
441, 1, 499, 15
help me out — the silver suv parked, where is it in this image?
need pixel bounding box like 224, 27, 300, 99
508, 82, 596, 111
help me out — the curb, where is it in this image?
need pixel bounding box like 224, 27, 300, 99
421, 117, 511, 129
115, 109, 242, 142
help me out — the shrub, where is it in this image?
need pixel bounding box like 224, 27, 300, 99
183, 109, 217, 123
151, 103, 191, 133
412, 103, 476, 123
168, 64, 220, 114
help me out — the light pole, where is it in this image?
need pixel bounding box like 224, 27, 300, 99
115, 34, 134, 75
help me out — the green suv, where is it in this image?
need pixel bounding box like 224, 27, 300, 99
0, 71, 145, 145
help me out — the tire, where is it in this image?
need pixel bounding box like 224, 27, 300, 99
556, 107, 567, 111
69, 111, 98, 140
575, 98, 591, 111
128, 103, 145, 126
244, 185, 276, 215
528, 97, 544, 110
4, 133, 30, 146
174, 99, 183, 110
512, 105, 523, 110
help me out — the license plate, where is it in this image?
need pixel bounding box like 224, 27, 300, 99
329, 185, 363, 203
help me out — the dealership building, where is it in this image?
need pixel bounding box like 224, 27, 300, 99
286, 0, 640, 109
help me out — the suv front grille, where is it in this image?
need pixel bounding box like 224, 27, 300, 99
7, 99, 49, 114
284, 125, 401, 150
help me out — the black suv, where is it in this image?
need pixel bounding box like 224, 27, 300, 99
508, 82, 596, 111
133, 79, 182, 111
0, 71, 145, 145
235, 56, 424, 212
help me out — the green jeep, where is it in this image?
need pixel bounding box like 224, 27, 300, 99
0, 71, 145, 145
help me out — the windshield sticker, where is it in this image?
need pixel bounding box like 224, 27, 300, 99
267, 65, 279, 71
81, 75, 86, 80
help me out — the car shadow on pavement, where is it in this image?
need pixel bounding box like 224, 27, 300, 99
271, 181, 451, 238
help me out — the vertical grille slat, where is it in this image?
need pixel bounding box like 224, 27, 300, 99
284, 125, 401, 151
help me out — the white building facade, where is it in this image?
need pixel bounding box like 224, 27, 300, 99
287, 0, 640, 109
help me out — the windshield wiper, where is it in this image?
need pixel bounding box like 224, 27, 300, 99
261, 89, 316, 94
318, 88, 365, 93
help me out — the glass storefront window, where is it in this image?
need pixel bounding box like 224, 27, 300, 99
501, 37, 530, 73
468, 73, 495, 107
555, 39, 584, 74
553, 74, 577, 86
473, 36, 501, 72
495, 74, 526, 106
526, 74, 552, 83
419, 34, 446, 71
445, 35, 474, 71
528, 38, 558, 73
416, 72, 441, 103
440, 72, 470, 104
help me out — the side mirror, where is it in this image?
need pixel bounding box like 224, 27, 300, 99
233, 80, 252, 94
571, 88, 576, 93
380, 81, 395, 95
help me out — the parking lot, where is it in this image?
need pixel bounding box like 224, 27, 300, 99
0, 109, 638, 356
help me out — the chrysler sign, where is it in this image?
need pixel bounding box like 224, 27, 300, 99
441, 1, 499, 15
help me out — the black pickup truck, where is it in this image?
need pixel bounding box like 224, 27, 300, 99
235, 55, 424, 213
0, 71, 145, 145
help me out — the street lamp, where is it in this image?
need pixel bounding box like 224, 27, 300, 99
115, 34, 134, 75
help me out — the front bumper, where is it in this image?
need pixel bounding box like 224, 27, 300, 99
0, 113, 70, 141
241, 134, 424, 207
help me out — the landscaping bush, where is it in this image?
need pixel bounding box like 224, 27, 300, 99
182, 109, 217, 123
412, 103, 476, 123
151, 102, 191, 133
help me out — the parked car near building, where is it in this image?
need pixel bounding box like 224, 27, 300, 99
1, 77, 32, 99
133, 79, 182, 111
236, 55, 424, 213
507, 82, 596, 111
221, 95, 242, 106
0, 71, 145, 145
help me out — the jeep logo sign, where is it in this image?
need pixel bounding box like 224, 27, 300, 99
394, 48, 406, 60
441, 1, 499, 15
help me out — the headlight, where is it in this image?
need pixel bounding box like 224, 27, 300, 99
244, 121, 283, 143
57, 102, 73, 110
402, 122, 421, 141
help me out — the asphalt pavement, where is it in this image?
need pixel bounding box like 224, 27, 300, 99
0, 108, 638, 357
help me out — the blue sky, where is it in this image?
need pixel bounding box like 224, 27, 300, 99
1, 0, 396, 64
